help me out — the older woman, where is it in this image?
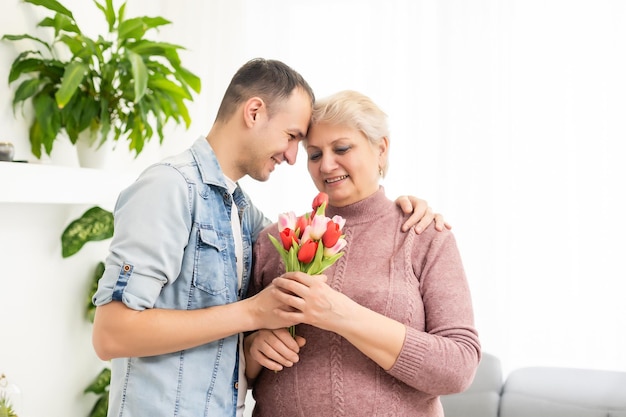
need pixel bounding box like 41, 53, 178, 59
245, 90, 480, 417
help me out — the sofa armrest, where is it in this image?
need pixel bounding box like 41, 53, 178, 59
440, 352, 503, 417
499, 366, 626, 417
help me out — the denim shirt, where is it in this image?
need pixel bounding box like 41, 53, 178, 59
93, 136, 270, 417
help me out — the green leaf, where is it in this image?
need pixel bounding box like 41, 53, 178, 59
88, 393, 109, 417
98, 96, 112, 143
86, 262, 105, 323
317, 252, 344, 274
58, 34, 86, 56
288, 243, 301, 272
174, 65, 202, 94
127, 49, 147, 102
100, 0, 116, 33
117, 1, 127, 25
2, 33, 53, 53
268, 234, 292, 270
29, 120, 44, 158
55, 61, 88, 107
32, 93, 61, 155
77, 95, 101, 132
8, 56, 45, 82
60, 93, 85, 142
38, 13, 79, 34
61, 206, 114, 258
141, 16, 171, 30
13, 79, 43, 107
25, 0, 74, 18
168, 94, 191, 128
119, 16, 171, 40
38, 59, 65, 81
84, 367, 111, 395
148, 77, 192, 100
117, 17, 146, 40
127, 40, 177, 60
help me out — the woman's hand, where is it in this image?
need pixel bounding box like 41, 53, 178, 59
271, 272, 349, 333
272, 271, 405, 371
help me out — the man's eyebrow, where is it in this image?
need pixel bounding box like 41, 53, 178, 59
291, 130, 306, 138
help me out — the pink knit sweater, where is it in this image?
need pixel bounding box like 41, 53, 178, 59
248, 187, 481, 417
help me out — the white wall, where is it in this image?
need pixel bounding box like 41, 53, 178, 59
1, 1, 625, 416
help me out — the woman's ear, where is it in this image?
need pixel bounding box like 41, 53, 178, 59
378, 136, 390, 175
378, 136, 390, 157
243, 97, 265, 128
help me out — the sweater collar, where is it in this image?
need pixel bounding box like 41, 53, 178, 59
325, 186, 393, 226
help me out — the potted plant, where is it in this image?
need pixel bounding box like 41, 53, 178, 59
0, 394, 18, 417
0, 374, 20, 417
61, 205, 114, 417
2, 0, 201, 163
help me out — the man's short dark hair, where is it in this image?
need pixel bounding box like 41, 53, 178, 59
215, 58, 315, 122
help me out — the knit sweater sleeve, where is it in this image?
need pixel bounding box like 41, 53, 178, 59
387, 227, 481, 395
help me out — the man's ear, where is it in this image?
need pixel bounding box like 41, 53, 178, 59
243, 97, 265, 128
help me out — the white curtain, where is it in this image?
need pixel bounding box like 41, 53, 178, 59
158, 0, 626, 374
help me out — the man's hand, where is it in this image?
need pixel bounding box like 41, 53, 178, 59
245, 328, 305, 374
246, 283, 302, 331
394, 195, 451, 233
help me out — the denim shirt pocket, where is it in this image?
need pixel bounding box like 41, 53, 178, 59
193, 227, 229, 295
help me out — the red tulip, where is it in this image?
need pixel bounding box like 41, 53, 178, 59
297, 240, 318, 263
322, 220, 341, 248
312, 192, 329, 212
295, 215, 310, 238
279, 228, 297, 251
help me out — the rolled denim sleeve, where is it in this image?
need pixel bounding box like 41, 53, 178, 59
93, 164, 192, 311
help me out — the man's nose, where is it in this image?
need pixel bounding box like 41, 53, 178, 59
284, 140, 300, 165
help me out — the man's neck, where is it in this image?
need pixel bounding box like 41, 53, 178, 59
205, 125, 243, 182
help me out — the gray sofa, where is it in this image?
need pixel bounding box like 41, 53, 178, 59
441, 353, 626, 417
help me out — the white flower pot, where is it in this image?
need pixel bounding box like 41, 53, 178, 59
76, 130, 114, 169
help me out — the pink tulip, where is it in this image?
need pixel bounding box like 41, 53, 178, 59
331, 215, 346, 230
307, 214, 329, 241
277, 211, 297, 233
324, 238, 347, 257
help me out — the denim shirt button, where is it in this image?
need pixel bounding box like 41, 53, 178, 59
234, 382, 239, 389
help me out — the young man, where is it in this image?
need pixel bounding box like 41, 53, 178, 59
92, 58, 441, 417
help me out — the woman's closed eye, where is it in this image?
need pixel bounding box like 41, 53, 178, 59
308, 146, 351, 161
308, 151, 322, 161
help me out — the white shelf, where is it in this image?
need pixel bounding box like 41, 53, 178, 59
0, 162, 137, 205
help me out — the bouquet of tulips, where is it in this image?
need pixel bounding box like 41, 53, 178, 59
268, 192, 347, 336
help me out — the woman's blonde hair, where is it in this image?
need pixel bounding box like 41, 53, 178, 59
309, 90, 390, 176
